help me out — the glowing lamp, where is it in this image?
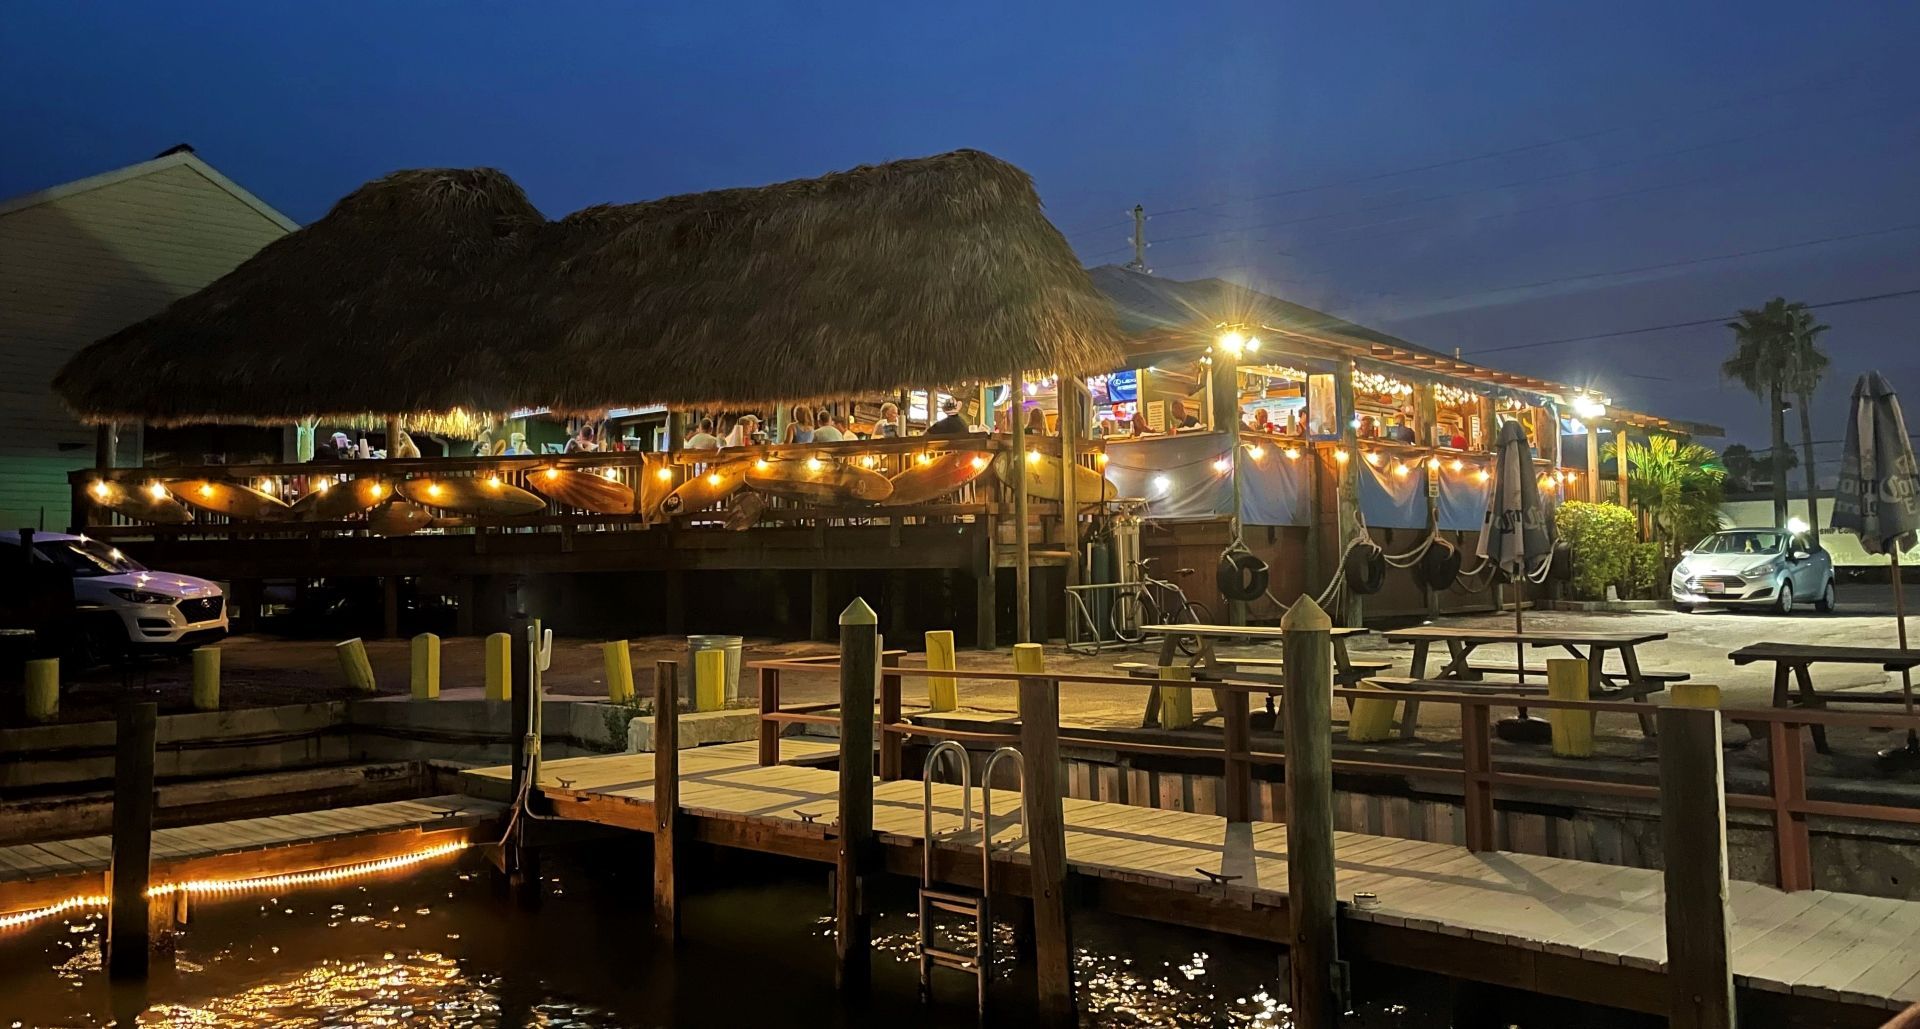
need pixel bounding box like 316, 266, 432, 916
1284, 447, 1301, 460
545, 468, 560, 480
805, 457, 823, 472
1450, 459, 1463, 472
1218, 329, 1246, 356
487, 475, 503, 488
425, 482, 442, 498
655, 467, 674, 482
1393, 463, 1409, 477
707, 472, 723, 487
1334, 450, 1350, 464
1212, 457, 1232, 473
146, 482, 166, 500
315, 479, 331, 493
258, 479, 276, 495
1152, 474, 1172, 493
369, 483, 385, 498
1095, 452, 1109, 465
602, 468, 619, 481
1786, 516, 1810, 534
1246, 336, 1261, 353
1476, 469, 1490, 483
970, 455, 988, 470
754, 459, 771, 471
1427, 457, 1441, 471
915, 452, 932, 465
1246, 445, 1265, 461
1573, 396, 1607, 420
198, 484, 215, 498
861, 455, 878, 468
90, 480, 110, 499
1026, 449, 1041, 463
1364, 451, 1380, 466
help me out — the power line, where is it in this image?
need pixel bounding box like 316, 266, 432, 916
1464, 287, 1920, 356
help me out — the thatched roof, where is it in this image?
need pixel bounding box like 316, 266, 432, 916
55, 150, 1120, 425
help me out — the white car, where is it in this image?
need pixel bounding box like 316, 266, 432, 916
1671, 528, 1836, 614
0, 530, 228, 652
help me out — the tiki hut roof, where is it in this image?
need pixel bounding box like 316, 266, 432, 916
54, 150, 1120, 425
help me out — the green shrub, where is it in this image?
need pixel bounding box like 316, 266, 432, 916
1627, 542, 1664, 600
1554, 501, 1637, 600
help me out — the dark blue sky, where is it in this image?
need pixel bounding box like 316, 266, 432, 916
6, 2, 1918, 472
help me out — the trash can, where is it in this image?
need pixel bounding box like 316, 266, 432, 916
686, 634, 744, 705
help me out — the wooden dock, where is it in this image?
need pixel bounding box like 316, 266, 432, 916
463, 739, 1920, 1018
0, 794, 501, 923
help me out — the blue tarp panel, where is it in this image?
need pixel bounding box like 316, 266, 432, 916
1359, 456, 1428, 529
1239, 450, 1310, 526
1437, 465, 1489, 531
1101, 432, 1310, 525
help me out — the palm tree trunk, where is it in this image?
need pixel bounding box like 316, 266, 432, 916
1797, 392, 1819, 533
1770, 383, 1789, 528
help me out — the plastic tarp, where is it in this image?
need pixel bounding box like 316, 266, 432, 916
1436, 465, 1489, 531
1102, 433, 1310, 525
1238, 450, 1309, 526
1359, 456, 1428, 529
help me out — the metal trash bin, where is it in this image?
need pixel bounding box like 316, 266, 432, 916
686, 634, 744, 705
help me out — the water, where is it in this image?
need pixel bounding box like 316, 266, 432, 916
0, 842, 1458, 1027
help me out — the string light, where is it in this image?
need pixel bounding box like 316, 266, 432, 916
1284, 447, 1301, 460
601, 468, 619, 482
970, 455, 988, 470
706, 472, 723, 487
490, 475, 505, 488
655, 467, 674, 482
425, 483, 442, 498
1095, 452, 1109, 466
805, 457, 823, 472
1211, 457, 1232, 473
155, 841, 470, 900
0, 892, 109, 931
1364, 452, 1381, 466
1334, 450, 1350, 464
1392, 462, 1410, 477
315, 478, 332, 494
368, 483, 385, 499
754, 459, 771, 471
1427, 457, 1441, 471
1352, 369, 1414, 397
1025, 449, 1041, 463
545, 468, 560, 480
1450, 459, 1464, 472
1434, 383, 1480, 407
1245, 445, 1265, 461
1476, 469, 1490, 483
198, 484, 215, 498
147, 482, 167, 500
257, 479, 276, 495
90, 480, 110, 499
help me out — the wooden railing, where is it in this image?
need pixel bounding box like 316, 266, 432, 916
749, 656, 1920, 894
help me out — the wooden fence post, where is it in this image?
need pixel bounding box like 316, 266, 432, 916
1768, 720, 1812, 891
410, 634, 440, 700
758, 667, 782, 766
879, 650, 903, 781
1658, 705, 1734, 1029
602, 640, 634, 704
925, 629, 958, 711
25, 658, 59, 723
835, 598, 878, 992
1221, 681, 1252, 823
1462, 703, 1496, 852
1545, 658, 1591, 758
654, 660, 680, 940
1280, 597, 1339, 1024
1015, 642, 1076, 1024
108, 701, 157, 978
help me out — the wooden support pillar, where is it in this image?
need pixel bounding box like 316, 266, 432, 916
1281, 597, 1339, 1024
974, 514, 998, 650
1614, 419, 1630, 508
95, 420, 119, 470
1586, 416, 1602, 503
879, 650, 903, 781
1334, 359, 1363, 627
757, 666, 782, 766
1058, 367, 1081, 645
108, 701, 157, 978
1221, 682, 1252, 823
835, 598, 878, 992
653, 660, 680, 939
1659, 705, 1735, 1029
1016, 642, 1075, 1024
1417, 385, 1441, 619
811, 569, 833, 643
504, 613, 537, 896
1012, 371, 1032, 644
381, 575, 400, 639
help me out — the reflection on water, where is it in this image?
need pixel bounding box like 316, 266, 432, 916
1, 846, 1440, 1028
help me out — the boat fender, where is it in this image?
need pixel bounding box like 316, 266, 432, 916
1217, 547, 1270, 603
1547, 539, 1572, 582
1416, 536, 1462, 590
1344, 542, 1387, 596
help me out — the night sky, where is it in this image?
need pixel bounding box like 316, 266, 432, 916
6, 2, 1918, 480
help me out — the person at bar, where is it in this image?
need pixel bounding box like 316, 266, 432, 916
925, 397, 969, 436
686, 417, 722, 450
1127, 411, 1152, 436
813, 408, 845, 442
783, 405, 815, 444
722, 413, 759, 448
1169, 399, 1202, 431
1248, 408, 1273, 433
875, 402, 901, 438
1025, 406, 1049, 436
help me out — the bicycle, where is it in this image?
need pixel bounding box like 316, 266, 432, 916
1110, 557, 1211, 656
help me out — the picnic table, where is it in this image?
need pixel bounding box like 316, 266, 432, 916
1728, 642, 1920, 753
1130, 623, 1378, 729
1376, 626, 1679, 737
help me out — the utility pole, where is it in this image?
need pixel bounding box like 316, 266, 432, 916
1125, 205, 1149, 273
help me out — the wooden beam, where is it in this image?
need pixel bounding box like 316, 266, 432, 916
1058, 366, 1080, 645
1016, 643, 1075, 1025
1335, 358, 1363, 627
835, 598, 878, 992
108, 702, 157, 978
653, 660, 680, 940
1659, 705, 1734, 1029
1280, 598, 1339, 1024
1012, 372, 1032, 644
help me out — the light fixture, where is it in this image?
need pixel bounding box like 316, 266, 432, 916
1573, 395, 1607, 420
1246, 445, 1265, 461
90, 480, 110, 499
1218, 329, 1246, 357
1024, 381, 1038, 396
488, 475, 503, 488
1334, 450, 1350, 464
601, 468, 618, 481
970, 455, 988, 470
1476, 469, 1490, 482
1450, 459, 1463, 472
1284, 447, 1301, 460
1152, 474, 1172, 492
1393, 462, 1409, 477
257, 479, 276, 495
425, 482, 442, 498
545, 468, 560, 480
754, 459, 771, 471
706, 472, 723, 487
147, 482, 167, 500
1563, 469, 1577, 482
1427, 457, 1441, 471
655, 467, 674, 482
315, 478, 332, 493
1364, 452, 1380, 466
1787, 516, 1810, 534
1026, 449, 1041, 463
915, 452, 932, 465
198, 484, 215, 498
1212, 457, 1232, 473
862, 455, 879, 468
805, 457, 823, 472
1245, 336, 1261, 353
1095, 452, 1109, 465
369, 483, 385, 498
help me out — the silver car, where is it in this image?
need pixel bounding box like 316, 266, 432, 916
1671, 528, 1835, 614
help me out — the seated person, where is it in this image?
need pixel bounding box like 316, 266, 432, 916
925, 397, 970, 436
685, 418, 722, 450
813, 409, 845, 443
1168, 400, 1202, 431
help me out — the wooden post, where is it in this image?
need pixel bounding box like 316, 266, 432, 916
108, 701, 157, 978
484, 632, 512, 701
1417, 385, 1441, 619
1658, 705, 1735, 1029
1222, 681, 1252, 823
24, 658, 58, 722
1615, 420, 1630, 508
1015, 642, 1075, 1024
191, 647, 221, 710
879, 650, 903, 781
409, 634, 440, 700
1545, 658, 1591, 758
653, 660, 680, 939
1768, 721, 1812, 891
835, 598, 879, 992
1280, 597, 1339, 1025
335, 638, 378, 693
1335, 359, 1363, 627
1585, 416, 1602, 503
1012, 372, 1032, 645
602, 640, 634, 704
925, 629, 958, 711
975, 512, 999, 650
1462, 703, 1495, 851
758, 666, 782, 766
1058, 367, 1081, 645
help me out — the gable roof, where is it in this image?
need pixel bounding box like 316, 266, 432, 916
1088, 264, 1442, 356
0, 148, 298, 232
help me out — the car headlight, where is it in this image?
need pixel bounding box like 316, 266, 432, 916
1741, 562, 1780, 580
109, 587, 173, 604
1672, 563, 1690, 579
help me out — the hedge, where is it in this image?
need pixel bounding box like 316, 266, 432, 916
1554, 501, 1637, 600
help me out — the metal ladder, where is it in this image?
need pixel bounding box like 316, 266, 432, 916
918, 742, 1027, 1014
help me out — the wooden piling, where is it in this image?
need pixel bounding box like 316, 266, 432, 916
24, 657, 58, 722
1015, 642, 1076, 1024
925, 629, 959, 711
1012, 371, 1032, 645
1658, 705, 1734, 1029
484, 632, 512, 701
1545, 658, 1591, 758
835, 598, 879, 991
410, 634, 440, 700
653, 660, 680, 939
335, 638, 378, 693
602, 640, 634, 704
1280, 597, 1339, 1025
191, 646, 221, 710
879, 649, 903, 781
108, 702, 157, 978
758, 666, 782, 766
1220, 680, 1252, 823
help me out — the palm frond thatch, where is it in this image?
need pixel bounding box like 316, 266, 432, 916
54, 150, 1121, 425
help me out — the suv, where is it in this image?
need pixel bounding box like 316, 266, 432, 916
1671, 528, 1835, 614
0, 530, 228, 655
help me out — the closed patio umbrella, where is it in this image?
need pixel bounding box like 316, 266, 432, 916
1829, 371, 1920, 762
1479, 419, 1554, 739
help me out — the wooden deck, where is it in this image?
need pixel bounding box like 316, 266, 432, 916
0, 795, 501, 919
464, 740, 1920, 1015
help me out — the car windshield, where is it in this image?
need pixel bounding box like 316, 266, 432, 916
1693, 531, 1785, 556
33, 537, 146, 577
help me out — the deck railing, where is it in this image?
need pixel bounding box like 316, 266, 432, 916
748, 656, 1920, 893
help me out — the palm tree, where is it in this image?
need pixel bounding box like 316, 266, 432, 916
1724, 298, 1801, 528
1605, 434, 1727, 556
1779, 303, 1831, 533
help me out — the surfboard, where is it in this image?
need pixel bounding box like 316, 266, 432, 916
291, 476, 393, 521
725, 491, 767, 531
636, 460, 677, 519
368, 501, 434, 536
879, 451, 993, 506
528, 466, 637, 515
743, 459, 893, 504
398, 475, 546, 516
165, 479, 294, 520
85, 479, 192, 525
992, 450, 1117, 505
660, 460, 751, 516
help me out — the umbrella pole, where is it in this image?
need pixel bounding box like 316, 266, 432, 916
1897, 550, 1917, 743
1515, 576, 1525, 685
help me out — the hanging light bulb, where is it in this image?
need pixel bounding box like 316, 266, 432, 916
805, 457, 823, 472
970, 455, 988, 470
545, 468, 560, 480
707, 472, 723, 487
1334, 450, 1350, 464
1364, 452, 1381, 466
602, 468, 618, 481
1245, 336, 1261, 353
1476, 469, 1490, 483
258, 478, 276, 495
1393, 462, 1410, 477
1095, 452, 1109, 465
754, 459, 771, 471
90, 480, 110, 499
1450, 459, 1464, 472
1152, 474, 1172, 493
915, 452, 932, 465
1026, 449, 1041, 463
655, 467, 674, 482
1212, 457, 1231, 473
488, 475, 504, 488
198, 483, 215, 498
315, 478, 332, 494
1246, 445, 1265, 461
369, 482, 385, 498
1284, 447, 1301, 460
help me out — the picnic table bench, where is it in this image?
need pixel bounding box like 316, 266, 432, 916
1378, 626, 1677, 738
1729, 642, 1920, 753
1129, 623, 1375, 729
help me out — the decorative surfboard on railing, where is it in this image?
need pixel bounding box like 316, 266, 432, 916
85, 479, 193, 524
527, 466, 636, 515
992, 450, 1116, 505
165, 479, 294, 520
368, 500, 435, 536
880, 451, 992, 506
661, 459, 751, 516
744, 459, 893, 503
396, 476, 545, 516
291, 476, 392, 521
636, 460, 676, 519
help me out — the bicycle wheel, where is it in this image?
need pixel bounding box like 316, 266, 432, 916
1109, 586, 1157, 645
1174, 598, 1212, 657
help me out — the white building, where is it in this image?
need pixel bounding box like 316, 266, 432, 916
0, 145, 295, 529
